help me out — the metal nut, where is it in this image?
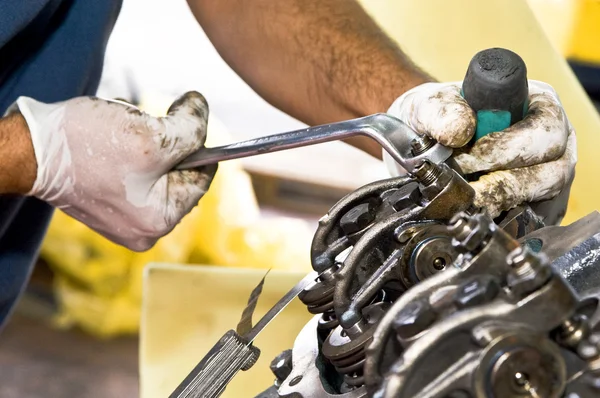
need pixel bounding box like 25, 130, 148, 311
448, 212, 473, 241
507, 246, 552, 297
455, 276, 500, 309
392, 300, 436, 339
270, 349, 293, 382
340, 202, 376, 235
462, 225, 489, 252
410, 135, 435, 155
450, 214, 493, 253
385, 183, 419, 212
555, 315, 591, 348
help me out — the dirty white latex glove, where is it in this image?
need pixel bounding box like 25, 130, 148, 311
11, 92, 217, 251
387, 80, 576, 224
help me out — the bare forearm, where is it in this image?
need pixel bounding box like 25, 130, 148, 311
188, 0, 433, 157
0, 113, 36, 194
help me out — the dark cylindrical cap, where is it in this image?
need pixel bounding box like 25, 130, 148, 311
463, 48, 529, 124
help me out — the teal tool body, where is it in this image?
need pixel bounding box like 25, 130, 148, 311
462, 48, 530, 142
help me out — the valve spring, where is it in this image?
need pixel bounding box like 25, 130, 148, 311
323, 343, 367, 387
298, 280, 339, 331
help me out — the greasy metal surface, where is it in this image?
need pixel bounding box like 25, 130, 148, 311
262, 201, 600, 396
519, 212, 600, 262
328, 164, 475, 328
498, 205, 546, 239
276, 317, 367, 398
205, 121, 600, 398
177, 114, 452, 173
310, 176, 415, 273
519, 212, 600, 295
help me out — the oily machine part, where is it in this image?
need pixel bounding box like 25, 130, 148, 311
256, 161, 600, 398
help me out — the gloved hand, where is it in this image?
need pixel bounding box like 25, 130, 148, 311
387, 80, 577, 224
9, 92, 217, 251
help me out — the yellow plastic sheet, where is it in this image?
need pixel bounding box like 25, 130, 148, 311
41, 106, 313, 338
527, 0, 600, 64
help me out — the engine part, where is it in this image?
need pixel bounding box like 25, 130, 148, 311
258, 164, 600, 397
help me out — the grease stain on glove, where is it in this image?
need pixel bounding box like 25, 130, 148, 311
387, 80, 576, 224
388, 82, 476, 148
14, 91, 217, 251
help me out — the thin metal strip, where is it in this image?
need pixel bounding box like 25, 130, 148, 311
243, 271, 318, 343
236, 270, 270, 336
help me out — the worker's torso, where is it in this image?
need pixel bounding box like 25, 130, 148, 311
0, 0, 122, 328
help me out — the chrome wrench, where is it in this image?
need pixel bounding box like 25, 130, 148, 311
176, 113, 452, 175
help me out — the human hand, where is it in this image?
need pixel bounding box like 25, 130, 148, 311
10, 92, 217, 251
387, 80, 576, 224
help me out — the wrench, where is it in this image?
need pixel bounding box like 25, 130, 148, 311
176, 113, 452, 175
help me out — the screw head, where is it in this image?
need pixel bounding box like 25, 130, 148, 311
385, 183, 419, 212
392, 300, 436, 339
270, 349, 293, 382
340, 202, 376, 235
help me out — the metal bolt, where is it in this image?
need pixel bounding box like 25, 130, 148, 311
270, 350, 293, 383
413, 160, 444, 187
410, 135, 436, 155
385, 183, 419, 212
455, 276, 500, 309
507, 247, 552, 297
340, 202, 376, 235
393, 300, 436, 339
448, 213, 492, 253
555, 315, 591, 348
448, 212, 473, 241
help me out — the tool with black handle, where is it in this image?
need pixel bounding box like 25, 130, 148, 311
462, 47, 529, 142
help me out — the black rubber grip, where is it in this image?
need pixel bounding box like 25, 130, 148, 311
462, 48, 529, 125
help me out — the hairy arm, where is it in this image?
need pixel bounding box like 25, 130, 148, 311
0, 113, 36, 194
187, 0, 433, 158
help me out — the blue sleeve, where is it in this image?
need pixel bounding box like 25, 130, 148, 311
0, 197, 53, 330
0, 0, 122, 328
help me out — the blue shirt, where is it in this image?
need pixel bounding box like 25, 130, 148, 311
0, 0, 122, 327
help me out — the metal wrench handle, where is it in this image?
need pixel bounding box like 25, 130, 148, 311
176, 114, 452, 174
